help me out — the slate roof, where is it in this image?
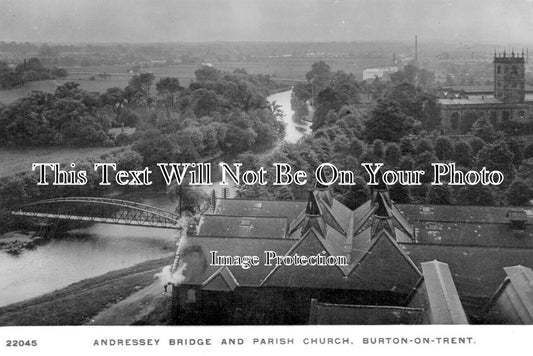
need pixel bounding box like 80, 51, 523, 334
398, 204, 533, 247
197, 215, 289, 239
213, 198, 306, 223
401, 243, 533, 298
261, 228, 421, 293
181, 236, 294, 286
398, 204, 533, 224
180, 189, 533, 315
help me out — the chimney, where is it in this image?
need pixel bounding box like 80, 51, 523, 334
306, 191, 321, 216
315, 166, 334, 206
371, 192, 395, 237
371, 169, 391, 207
302, 191, 327, 237
415, 35, 418, 63
506, 209, 527, 231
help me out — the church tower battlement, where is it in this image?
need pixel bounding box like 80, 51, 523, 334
494, 50, 526, 104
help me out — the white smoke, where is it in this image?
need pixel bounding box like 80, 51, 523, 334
154, 264, 186, 286
154, 217, 190, 288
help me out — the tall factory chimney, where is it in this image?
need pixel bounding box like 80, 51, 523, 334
415, 35, 418, 63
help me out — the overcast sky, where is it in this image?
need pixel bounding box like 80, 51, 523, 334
1, 0, 533, 44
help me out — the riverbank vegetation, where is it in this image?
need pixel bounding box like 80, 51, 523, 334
252, 61, 533, 208
0, 255, 173, 325
0, 65, 286, 232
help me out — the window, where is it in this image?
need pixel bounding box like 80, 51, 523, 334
497, 65, 501, 74
241, 218, 252, 226
451, 112, 459, 130
187, 289, 196, 303
503, 111, 510, 121
253, 202, 262, 209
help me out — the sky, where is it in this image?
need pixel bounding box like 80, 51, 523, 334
1, 0, 533, 43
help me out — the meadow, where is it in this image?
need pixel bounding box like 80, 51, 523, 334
0, 146, 123, 178
0, 56, 389, 104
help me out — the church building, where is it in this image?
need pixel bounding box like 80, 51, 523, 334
438, 50, 533, 132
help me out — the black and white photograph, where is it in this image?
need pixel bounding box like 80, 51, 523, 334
0, 0, 532, 353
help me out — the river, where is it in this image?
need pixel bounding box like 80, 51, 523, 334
0, 88, 309, 308
268, 89, 311, 144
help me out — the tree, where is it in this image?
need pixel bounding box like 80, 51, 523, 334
460, 111, 480, 134
453, 141, 472, 167
372, 139, 385, 159
471, 117, 497, 143
389, 184, 411, 203
156, 77, 181, 94
118, 109, 140, 127
190, 88, 219, 117
132, 130, 182, 165
505, 139, 524, 166
50, 67, 68, 77
456, 185, 495, 206
398, 156, 415, 171
399, 136, 415, 155
426, 185, 453, 205
384, 143, 402, 166
507, 179, 533, 206
434, 136, 454, 161
195, 65, 221, 82
476, 141, 515, 183
126, 72, 155, 105
416, 138, 433, 154
468, 136, 485, 157
524, 143, 533, 159
336, 175, 370, 209
365, 100, 413, 142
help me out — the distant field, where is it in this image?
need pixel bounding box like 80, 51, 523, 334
0, 146, 122, 178
0, 57, 389, 104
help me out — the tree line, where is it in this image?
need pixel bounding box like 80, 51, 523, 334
0, 58, 67, 89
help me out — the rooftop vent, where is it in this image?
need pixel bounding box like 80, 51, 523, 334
506, 209, 527, 231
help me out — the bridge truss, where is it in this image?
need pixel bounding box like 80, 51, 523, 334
12, 197, 181, 229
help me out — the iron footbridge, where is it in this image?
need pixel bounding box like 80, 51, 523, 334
12, 197, 181, 229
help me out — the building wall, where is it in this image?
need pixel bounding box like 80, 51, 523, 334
439, 102, 533, 133
172, 284, 410, 325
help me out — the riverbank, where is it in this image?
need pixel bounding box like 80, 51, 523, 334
0, 254, 174, 325
0, 230, 48, 255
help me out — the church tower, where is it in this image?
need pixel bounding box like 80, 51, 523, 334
494, 50, 526, 104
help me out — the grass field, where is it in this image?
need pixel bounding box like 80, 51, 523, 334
0, 57, 388, 104
0, 146, 123, 178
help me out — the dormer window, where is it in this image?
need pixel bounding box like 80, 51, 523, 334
421, 206, 434, 215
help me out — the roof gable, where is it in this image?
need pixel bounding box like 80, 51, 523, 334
202, 267, 239, 291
